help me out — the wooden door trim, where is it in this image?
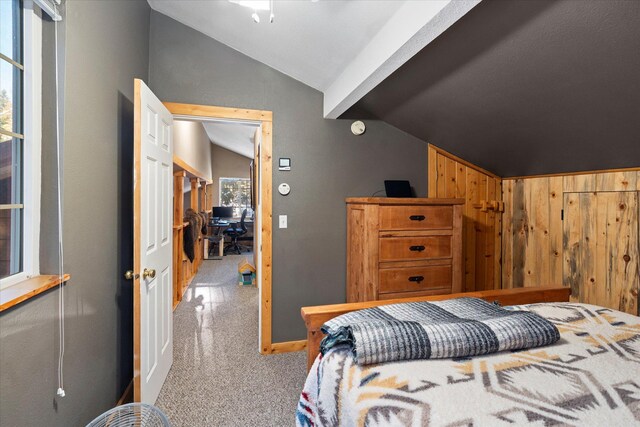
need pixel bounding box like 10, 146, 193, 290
133, 80, 142, 400
164, 102, 272, 122
164, 102, 274, 355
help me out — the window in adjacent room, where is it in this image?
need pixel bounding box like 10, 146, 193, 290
0, 0, 42, 289
219, 177, 252, 218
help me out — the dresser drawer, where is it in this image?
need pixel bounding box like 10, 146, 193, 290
379, 205, 453, 231
379, 265, 452, 294
379, 236, 451, 262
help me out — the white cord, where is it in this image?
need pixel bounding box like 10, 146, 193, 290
54, 19, 66, 399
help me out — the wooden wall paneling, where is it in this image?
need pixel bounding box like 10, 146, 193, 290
607, 192, 638, 314
485, 176, 496, 290
501, 180, 513, 288
580, 193, 597, 306
511, 179, 527, 287
562, 192, 582, 302
525, 178, 548, 286
564, 174, 596, 192
493, 179, 503, 289
427, 145, 437, 196
563, 191, 639, 314
464, 167, 479, 292
637, 171, 640, 191
436, 153, 446, 196
427, 145, 502, 292
595, 171, 638, 192
445, 157, 457, 197
452, 204, 464, 293
594, 193, 609, 309
548, 177, 564, 286
475, 173, 488, 292
455, 163, 467, 199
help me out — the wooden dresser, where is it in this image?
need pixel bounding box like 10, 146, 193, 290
346, 198, 464, 302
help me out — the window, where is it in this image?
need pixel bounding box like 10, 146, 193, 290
0, 0, 41, 289
219, 177, 252, 218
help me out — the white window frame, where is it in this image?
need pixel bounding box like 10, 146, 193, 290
0, 0, 42, 289
218, 176, 251, 219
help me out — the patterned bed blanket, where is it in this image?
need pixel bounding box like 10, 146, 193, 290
297, 303, 640, 426
320, 297, 559, 365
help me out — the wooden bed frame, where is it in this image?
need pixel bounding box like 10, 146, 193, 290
300, 286, 571, 370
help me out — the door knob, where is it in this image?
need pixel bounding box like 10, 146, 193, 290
124, 270, 139, 280
143, 268, 156, 280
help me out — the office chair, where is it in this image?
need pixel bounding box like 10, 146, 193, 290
223, 209, 248, 255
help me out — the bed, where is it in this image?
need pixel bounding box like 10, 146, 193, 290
297, 287, 640, 426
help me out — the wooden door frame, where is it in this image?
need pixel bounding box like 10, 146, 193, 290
163, 102, 274, 355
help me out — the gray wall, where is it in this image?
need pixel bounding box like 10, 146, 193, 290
174, 119, 213, 181
211, 144, 252, 207
149, 12, 428, 342
0, 1, 151, 426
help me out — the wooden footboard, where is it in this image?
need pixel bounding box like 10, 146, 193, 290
300, 286, 571, 371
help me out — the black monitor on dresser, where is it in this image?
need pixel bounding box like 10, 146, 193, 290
384, 180, 414, 198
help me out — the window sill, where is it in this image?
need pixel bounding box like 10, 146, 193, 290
0, 274, 70, 312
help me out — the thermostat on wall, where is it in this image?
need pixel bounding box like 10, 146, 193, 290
278, 183, 291, 196
279, 158, 291, 171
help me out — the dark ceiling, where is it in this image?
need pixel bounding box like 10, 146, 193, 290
346, 0, 640, 177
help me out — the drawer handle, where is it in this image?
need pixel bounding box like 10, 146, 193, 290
409, 245, 426, 252
409, 215, 426, 221
408, 275, 424, 284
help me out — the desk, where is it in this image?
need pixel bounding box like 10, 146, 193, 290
207, 222, 229, 258
207, 220, 255, 257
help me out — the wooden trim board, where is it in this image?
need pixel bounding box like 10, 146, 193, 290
133, 79, 142, 401
0, 274, 70, 312
259, 121, 274, 354
301, 286, 571, 370
164, 102, 272, 123
116, 379, 134, 406
505, 166, 640, 180
173, 155, 212, 184
270, 340, 307, 354
165, 102, 274, 356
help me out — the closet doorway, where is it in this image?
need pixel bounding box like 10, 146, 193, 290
166, 102, 274, 355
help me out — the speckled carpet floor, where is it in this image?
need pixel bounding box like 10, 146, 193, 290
156, 255, 307, 426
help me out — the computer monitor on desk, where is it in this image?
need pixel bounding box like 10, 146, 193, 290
212, 206, 233, 223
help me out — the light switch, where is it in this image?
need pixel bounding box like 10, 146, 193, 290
279, 215, 288, 229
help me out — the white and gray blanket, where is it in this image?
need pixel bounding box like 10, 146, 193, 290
320, 297, 559, 365
298, 303, 640, 426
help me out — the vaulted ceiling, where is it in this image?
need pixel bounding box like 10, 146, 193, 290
147, 0, 405, 91
150, 0, 640, 177
347, 0, 640, 176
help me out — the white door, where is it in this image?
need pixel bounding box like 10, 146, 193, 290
133, 79, 173, 403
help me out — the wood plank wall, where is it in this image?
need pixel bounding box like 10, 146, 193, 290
502, 170, 640, 315
428, 145, 502, 292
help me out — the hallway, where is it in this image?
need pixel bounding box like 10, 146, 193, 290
155, 255, 307, 426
